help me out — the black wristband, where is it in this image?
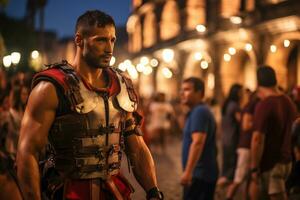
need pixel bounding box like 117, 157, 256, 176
146, 187, 164, 200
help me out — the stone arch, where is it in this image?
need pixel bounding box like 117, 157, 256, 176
183, 51, 214, 98
185, 0, 206, 30
127, 15, 142, 53
143, 10, 157, 48
266, 32, 300, 90
160, 0, 180, 40
220, 43, 257, 95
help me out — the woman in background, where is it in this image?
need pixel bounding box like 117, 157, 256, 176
218, 84, 243, 186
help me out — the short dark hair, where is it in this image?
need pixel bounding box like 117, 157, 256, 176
257, 65, 277, 87
75, 10, 115, 35
183, 77, 205, 95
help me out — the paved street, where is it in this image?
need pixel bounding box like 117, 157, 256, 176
121, 136, 183, 200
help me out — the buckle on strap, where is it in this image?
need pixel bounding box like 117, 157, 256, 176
96, 144, 121, 157
73, 144, 121, 158
75, 162, 121, 173
98, 124, 116, 134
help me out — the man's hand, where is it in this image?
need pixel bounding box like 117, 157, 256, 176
180, 171, 192, 186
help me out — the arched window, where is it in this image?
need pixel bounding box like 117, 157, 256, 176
143, 11, 157, 48
160, 0, 180, 40
245, 0, 255, 11
186, 0, 206, 30
127, 15, 142, 53
220, 0, 241, 18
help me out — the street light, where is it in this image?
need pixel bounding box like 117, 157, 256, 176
118, 62, 126, 71
200, 60, 209, 69
140, 56, 149, 65
224, 53, 231, 62
196, 24, 206, 33
228, 47, 236, 55
150, 58, 159, 67
162, 67, 173, 79
143, 66, 153, 75
194, 52, 203, 61
270, 45, 277, 53
162, 49, 174, 63
31, 50, 40, 59
284, 40, 290, 48
230, 16, 242, 25
245, 43, 253, 51
136, 63, 145, 72
3, 55, 12, 68
11, 52, 21, 65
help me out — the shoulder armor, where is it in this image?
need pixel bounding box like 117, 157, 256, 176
32, 60, 84, 111
111, 68, 138, 112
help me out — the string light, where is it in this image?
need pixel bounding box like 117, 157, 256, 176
196, 24, 206, 33
194, 52, 203, 61
162, 49, 174, 63
224, 53, 231, 62
284, 40, 290, 48
245, 43, 253, 51
228, 47, 236, 55
270, 45, 277, 53
162, 67, 173, 79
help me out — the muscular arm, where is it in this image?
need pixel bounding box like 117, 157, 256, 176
17, 81, 58, 200
125, 134, 158, 192
181, 132, 207, 186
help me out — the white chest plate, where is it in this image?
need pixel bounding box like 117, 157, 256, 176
74, 81, 121, 129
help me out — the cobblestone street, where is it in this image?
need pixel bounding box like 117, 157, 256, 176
121, 136, 183, 200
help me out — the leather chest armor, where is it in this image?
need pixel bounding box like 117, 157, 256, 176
33, 62, 138, 180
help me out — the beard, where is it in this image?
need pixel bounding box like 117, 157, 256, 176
83, 53, 109, 69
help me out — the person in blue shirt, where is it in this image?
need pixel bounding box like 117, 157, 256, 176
180, 77, 219, 200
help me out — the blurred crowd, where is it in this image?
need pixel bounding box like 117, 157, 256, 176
1, 64, 300, 200
0, 68, 33, 157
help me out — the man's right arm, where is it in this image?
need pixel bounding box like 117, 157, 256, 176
17, 81, 58, 200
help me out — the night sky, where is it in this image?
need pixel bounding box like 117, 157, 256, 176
5, 0, 132, 38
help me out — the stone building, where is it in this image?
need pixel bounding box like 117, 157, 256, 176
123, 0, 300, 101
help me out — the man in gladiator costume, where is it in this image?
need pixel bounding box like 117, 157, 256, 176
17, 10, 163, 200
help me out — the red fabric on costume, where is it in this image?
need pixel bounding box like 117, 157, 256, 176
64, 179, 90, 200
111, 173, 133, 199
64, 174, 133, 200
79, 68, 120, 97
33, 67, 120, 98
106, 68, 121, 97
32, 68, 70, 91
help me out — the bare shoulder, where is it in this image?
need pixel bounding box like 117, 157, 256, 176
28, 81, 58, 112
